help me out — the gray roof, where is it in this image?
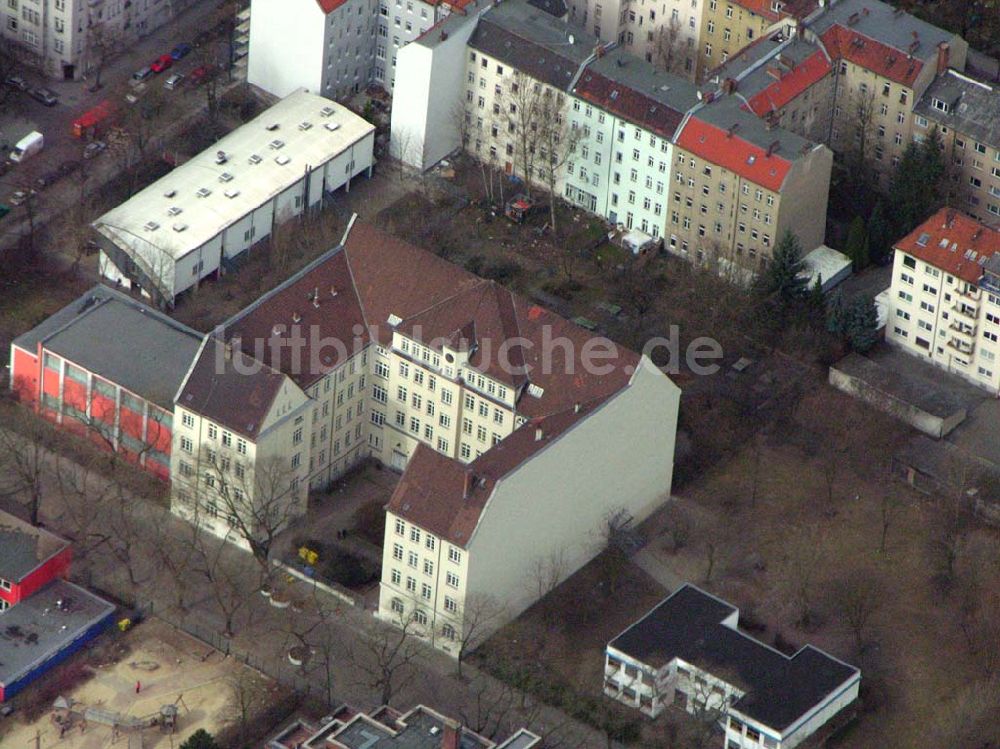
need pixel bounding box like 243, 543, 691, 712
469, 0, 594, 91
609, 584, 859, 733
913, 70, 1000, 148
334, 707, 492, 749
710, 34, 828, 102
0, 511, 70, 584
13, 285, 203, 410
0, 580, 115, 687
810, 0, 954, 62
695, 93, 817, 157
582, 45, 701, 114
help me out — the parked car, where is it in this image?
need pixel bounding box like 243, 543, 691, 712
132, 66, 153, 83
9, 131, 44, 162
83, 140, 107, 159
125, 83, 148, 105
164, 72, 185, 91
150, 54, 173, 73
5, 75, 27, 91
170, 42, 192, 60
29, 87, 58, 106
189, 65, 213, 86
9, 189, 37, 206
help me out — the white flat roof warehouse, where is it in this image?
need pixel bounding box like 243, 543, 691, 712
94, 90, 374, 264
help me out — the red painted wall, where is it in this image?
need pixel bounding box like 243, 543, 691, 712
0, 545, 71, 607
9, 346, 40, 404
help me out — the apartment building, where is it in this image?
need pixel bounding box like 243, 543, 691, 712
706, 0, 967, 186
605, 584, 860, 748
886, 208, 1000, 395
668, 94, 832, 269
171, 339, 312, 545
912, 69, 1000, 226
9, 285, 202, 480
462, 0, 593, 188
0, 0, 186, 81
564, 47, 701, 236
248, 0, 378, 100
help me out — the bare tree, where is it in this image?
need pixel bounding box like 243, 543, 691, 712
84, 23, 122, 91
226, 670, 271, 748
601, 507, 640, 595
183, 520, 259, 637
832, 571, 882, 655
538, 96, 578, 235
877, 490, 904, 555
453, 593, 505, 678
0, 406, 55, 525
782, 524, 825, 629
352, 608, 422, 706
652, 18, 688, 76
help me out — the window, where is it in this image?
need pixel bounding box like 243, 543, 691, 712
406, 577, 417, 592
180, 436, 193, 453
408, 551, 418, 568
425, 535, 436, 551
410, 527, 421, 543
395, 518, 406, 535
446, 571, 460, 588
444, 596, 458, 612
182, 413, 195, 428
391, 569, 401, 585
391, 597, 404, 614
393, 543, 404, 560
449, 546, 462, 564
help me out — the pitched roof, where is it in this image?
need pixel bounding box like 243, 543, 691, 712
225, 249, 369, 390
745, 47, 833, 115
176, 338, 288, 440
894, 207, 1000, 285
0, 511, 69, 584
573, 50, 700, 140
387, 396, 614, 547
913, 69, 1000, 150
675, 109, 795, 192
609, 584, 860, 733
819, 24, 925, 87
729, 0, 817, 23
468, 1, 593, 92
316, 0, 350, 13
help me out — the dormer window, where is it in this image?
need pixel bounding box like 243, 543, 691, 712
932, 98, 949, 113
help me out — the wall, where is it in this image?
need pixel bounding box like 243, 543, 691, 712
774, 143, 832, 254
464, 358, 679, 640
13, 545, 72, 604
775, 673, 860, 749
248, 0, 326, 98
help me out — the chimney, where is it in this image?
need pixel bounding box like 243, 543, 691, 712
535, 427, 544, 441
722, 77, 737, 95
463, 472, 473, 500
766, 139, 780, 156
574, 402, 580, 413
937, 41, 950, 74
292, 312, 302, 323
440, 30, 448, 40
440, 721, 460, 749
847, 11, 859, 24
330, 285, 338, 297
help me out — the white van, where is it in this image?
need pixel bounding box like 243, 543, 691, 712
10, 131, 43, 163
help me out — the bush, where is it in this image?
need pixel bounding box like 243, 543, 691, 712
352, 500, 386, 546
322, 550, 379, 589
180, 729, 221, 749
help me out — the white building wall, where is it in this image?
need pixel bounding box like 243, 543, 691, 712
248, 0, 326, 98
390, 16, 480, 170
458, 357, 678, 642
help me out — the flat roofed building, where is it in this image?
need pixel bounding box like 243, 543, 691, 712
0, 579, 115, 703
0, 511, 72, 611
94, 90, 375, 308
9, 285, 202, 480
886, 207, 1000, 394
606, 584, 860, 749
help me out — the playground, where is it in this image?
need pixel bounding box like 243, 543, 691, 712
1, 618, 269, 749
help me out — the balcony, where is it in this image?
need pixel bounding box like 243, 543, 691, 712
952, 303, 978, 323
947, 338, 974, 356
605, 661, 622, 677
949, 319, 976, 341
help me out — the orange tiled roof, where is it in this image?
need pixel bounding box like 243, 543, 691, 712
745, 49, 833, 115
675, 116, 793, 192
820, 24, 924, 87
895, 208, 1000, 285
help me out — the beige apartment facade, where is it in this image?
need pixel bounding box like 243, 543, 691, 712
697, 0, 785, 78
886, 208, 1000, 395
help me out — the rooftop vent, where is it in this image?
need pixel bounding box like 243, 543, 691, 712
167, 206, 183, 216
143, 220, 160, 232
219, 172, 234, 182
387, 313, 403, 326
266, 123, 280, 131
196, 187, 212, 198
248, 153, 263, 165
163, 188, 177, 198
299, 121, 313, 131
269, 139, 285, 150
527, 383, 545, 398
173, 223, 188, 232
275, 154, 291, 166
215, 151, 228, 165
940, 238, 949, 248
916, 232, 930, 246
320, 106, 336, 117
224, 189, 240, 199
324, 122, 341, 132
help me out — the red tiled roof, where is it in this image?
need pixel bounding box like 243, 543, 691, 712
730, 0, 817, 22
226, 251, 369, 390
343, 222, 639, 418
574, 71, 684, 140
387, 397, 614, 547
177, 339, 287, 440
315, 0, 349, 13
675, 116, 793, 192
894, 208, 1000, 285
745, 49, 833, 116
820, 25, 923, 87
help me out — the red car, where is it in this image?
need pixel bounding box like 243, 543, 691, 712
150, 54, 173, 73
